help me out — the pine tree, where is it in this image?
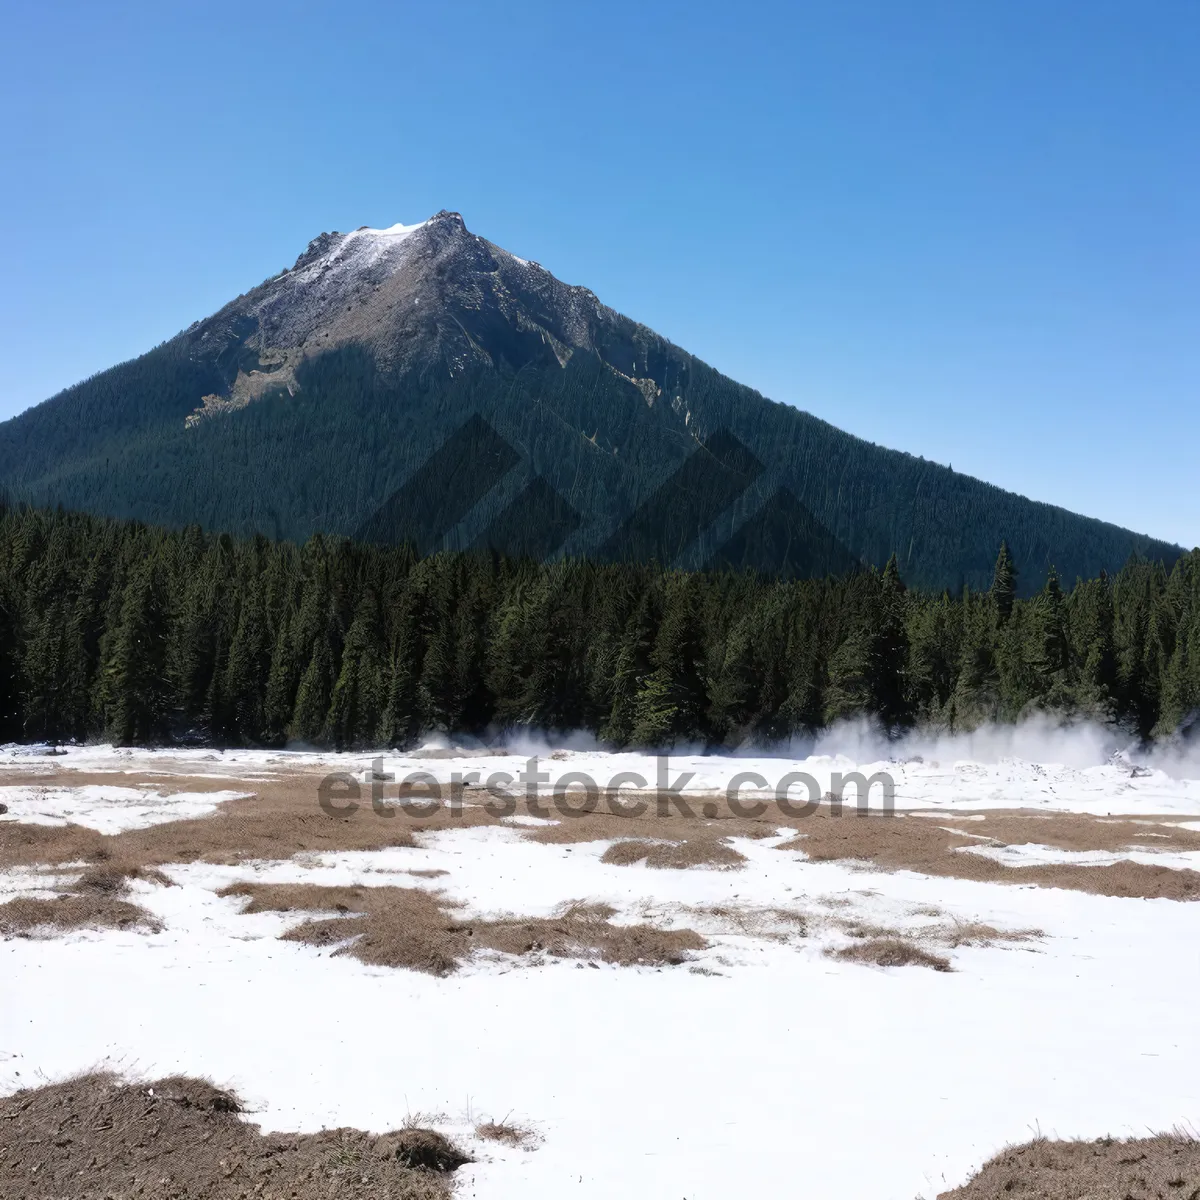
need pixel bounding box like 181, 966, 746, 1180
628, 575, 707, 746
991, 541, 1017, 624
953, 586, 999, 729
290, 632, 334, 744
98, 559, 170, 745
1028, 566, 1072, 711
905, 590, 960, 726
600, 591, 658, 746
1068, 574, 1117, 721
262, 610, 298, 746
328, 591, 387, 749
869, 554, 910, 728
221, 576, 271, 742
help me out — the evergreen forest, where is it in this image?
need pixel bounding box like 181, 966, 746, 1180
1, 503, 1197, 750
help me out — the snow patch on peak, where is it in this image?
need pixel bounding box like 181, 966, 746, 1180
326, 219, 429, 269
345, 219, 429, 244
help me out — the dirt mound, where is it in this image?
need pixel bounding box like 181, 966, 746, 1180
939, 1132, 1200, 1198
0, 1073, 464, 1199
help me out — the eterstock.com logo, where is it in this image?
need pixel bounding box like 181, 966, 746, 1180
318, 756, 896, 821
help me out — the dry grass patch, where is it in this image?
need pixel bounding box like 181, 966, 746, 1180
523, 799, 787, 850
0, 770, 492, 879
938, 1130, 1200, 1198
0, 892, 161, 937
382, 1129, 473, 1172
7, 765, 1200, 905
601, 837, 746, 870
839, 918, 904, 941
681, 902, 808, 940
941, 920, 1043, 948
220, 883, 706, 973
0, 853, 171, 939
831, 937, 952, 972
777, 808, 1200, 901
75, 861, 174, 892
0, 1073, 462, 1200
475, 1120, 540, 1149
828, 914, 1040, 969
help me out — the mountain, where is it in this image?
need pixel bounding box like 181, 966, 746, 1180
0, 210, 1180, 592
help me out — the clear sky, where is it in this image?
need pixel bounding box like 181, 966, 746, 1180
1, 1, 1196, 546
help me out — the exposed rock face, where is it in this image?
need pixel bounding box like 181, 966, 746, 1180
185, 210, 671, 424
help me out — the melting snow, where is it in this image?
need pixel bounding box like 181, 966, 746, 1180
0, 785, 247, 835
3, 747, 1200, 1197
958, 841, 1200, 872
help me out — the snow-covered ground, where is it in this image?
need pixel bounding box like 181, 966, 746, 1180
7, 733, 1200, 816
0, 784, 248, 834
958, 839, 1200, 871
3, 741, 1200, 1198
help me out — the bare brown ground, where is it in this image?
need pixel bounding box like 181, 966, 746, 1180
0, 1073, 464, 1200
3, 766, 1200, 902
220, 882, 707, 972
938, 1132, 1200, 1198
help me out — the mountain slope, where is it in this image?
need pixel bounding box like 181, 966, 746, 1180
0, 211, 1180, 592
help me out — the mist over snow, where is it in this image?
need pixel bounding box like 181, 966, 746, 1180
477, 713, 1200, 778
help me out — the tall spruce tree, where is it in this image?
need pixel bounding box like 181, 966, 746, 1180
991, 541, 1017, 624
98, 559, 170, 745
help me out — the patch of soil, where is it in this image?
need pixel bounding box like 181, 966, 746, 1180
0, 1073, 464, 1199
831, 937, 952, 971
938, 1132, 1200, 1198
220, 883, 706, 973
601, 838, 746, 869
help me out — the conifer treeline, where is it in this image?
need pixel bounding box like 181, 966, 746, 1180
1, 504, 1198, 749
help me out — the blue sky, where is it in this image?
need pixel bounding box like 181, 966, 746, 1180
1, 0, 1196, 547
